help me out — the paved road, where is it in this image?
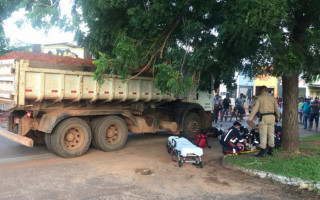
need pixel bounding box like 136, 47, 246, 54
0, 115, 317, 164
0, 119, 318, 199
0, 132, 171, 163
0, 132, 317, 200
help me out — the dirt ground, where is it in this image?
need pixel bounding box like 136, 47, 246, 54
0, 133, 318, 200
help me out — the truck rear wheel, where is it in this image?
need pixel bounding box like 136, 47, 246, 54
93, 116, 128, 151
181, 112, 202, 140
90, 117, 101, 148
45, 132, 53, 152
50, 117, 92, 158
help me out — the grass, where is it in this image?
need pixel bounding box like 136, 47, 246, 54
299, 134, 320, 142
225, 134, 320, 183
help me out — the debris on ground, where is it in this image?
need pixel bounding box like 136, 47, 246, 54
135, 168, 154, 175
0, 51, 95, 67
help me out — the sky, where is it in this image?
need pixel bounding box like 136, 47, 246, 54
3, 1, 75, 46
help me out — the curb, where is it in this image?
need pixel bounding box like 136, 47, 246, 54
221, 156, 320, 191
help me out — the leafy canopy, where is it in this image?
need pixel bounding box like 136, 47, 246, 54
12, 0, 236, 94
71, 0, 236, 94
3, 0, 320, 93
220, 0, 320, 80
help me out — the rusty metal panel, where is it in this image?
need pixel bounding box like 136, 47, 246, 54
0, 126, 33, 147
2, 59, 178, 107
0, 59, 17, 110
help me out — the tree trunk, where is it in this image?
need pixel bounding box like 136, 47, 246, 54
282, 75, 299, 153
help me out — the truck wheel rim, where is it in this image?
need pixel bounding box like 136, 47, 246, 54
105, 125, 119, 144
187, 119, 200, 134
64, 127, 84, 150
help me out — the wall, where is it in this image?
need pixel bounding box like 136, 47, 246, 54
238, 74, 254, 86
308, 88, 320, 98
254, 75, 278, 97
42, 45, 85, 58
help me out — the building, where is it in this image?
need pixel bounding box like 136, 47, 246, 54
306, 80, 320, 98
298, 78, 307, 98
254, 75, 278, 97
236, 72, 255, 101
32, 43, 91, 59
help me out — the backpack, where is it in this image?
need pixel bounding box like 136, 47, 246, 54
196, 134, 211, 148
274, 125, 282, 148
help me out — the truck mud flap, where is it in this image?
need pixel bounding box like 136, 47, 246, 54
0, 127, 33, 147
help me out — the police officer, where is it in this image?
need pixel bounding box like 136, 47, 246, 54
247, 86, 280, 157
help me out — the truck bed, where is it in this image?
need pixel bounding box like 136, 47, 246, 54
0, 59, 174, 111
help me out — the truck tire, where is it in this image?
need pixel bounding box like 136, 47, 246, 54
90, 118, 101, 148
93, 116, 128, 151
181, 112, 201, 140
50, 117, 92, 158
45, 133, 53, 152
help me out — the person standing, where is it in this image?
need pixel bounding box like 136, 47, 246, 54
302, 98, 311, 129
221, 93, 231, 121
278, 98, 283, 122
309, 96, 320, 131
298, 97, 304, 124
248, 96, 256, 114
247, 86, 280, 157
212, 94, 222, 124
235, 93, 246, 120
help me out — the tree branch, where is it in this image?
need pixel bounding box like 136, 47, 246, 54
129, 50, 160, 80
159, 17, 182, 59
36, 0, 59, 7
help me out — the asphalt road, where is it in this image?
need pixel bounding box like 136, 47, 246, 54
0, 115, 317, 165
0, 131, 170, 164
0, 117, 318, 200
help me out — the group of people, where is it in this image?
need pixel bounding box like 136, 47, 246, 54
212, 93, 247, 123
299, 96, 319, 131
219, 86, 281, 157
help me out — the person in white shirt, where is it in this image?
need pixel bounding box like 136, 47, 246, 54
212, 94, 222, 123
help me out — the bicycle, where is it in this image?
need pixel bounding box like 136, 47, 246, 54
230, 106, 244, 122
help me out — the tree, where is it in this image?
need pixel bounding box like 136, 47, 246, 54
0, 0, 63, 54
0, 0, 21, 53
1, 0, 238, 93
220, 0, 320, 153
4, 0, 320, 152
68, 0, 238, 94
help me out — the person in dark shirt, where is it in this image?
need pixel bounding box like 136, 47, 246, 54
221, 93, 231, 121
220, 121, 245, 154
310, 96, 320, 131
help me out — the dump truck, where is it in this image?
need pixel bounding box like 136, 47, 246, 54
0, 58, 213, 157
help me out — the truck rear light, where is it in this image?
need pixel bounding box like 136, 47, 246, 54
14, 118, 20, 124
27, 111, 32, 119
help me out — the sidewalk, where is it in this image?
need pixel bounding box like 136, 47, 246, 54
213, 115, 319, 138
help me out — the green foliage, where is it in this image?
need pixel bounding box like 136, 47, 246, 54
93, 32, 139, 84
226, 134, 320, 182
0, 0, 64, 53
220, 0, 320, 78
154, 63, 193, 95
3, 0, 320, 95
69, 0, 237, 94
227, 154, 320, 182
299, 134, 320, 142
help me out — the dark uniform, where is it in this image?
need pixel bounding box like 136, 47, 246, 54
220, 126, 245, 154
